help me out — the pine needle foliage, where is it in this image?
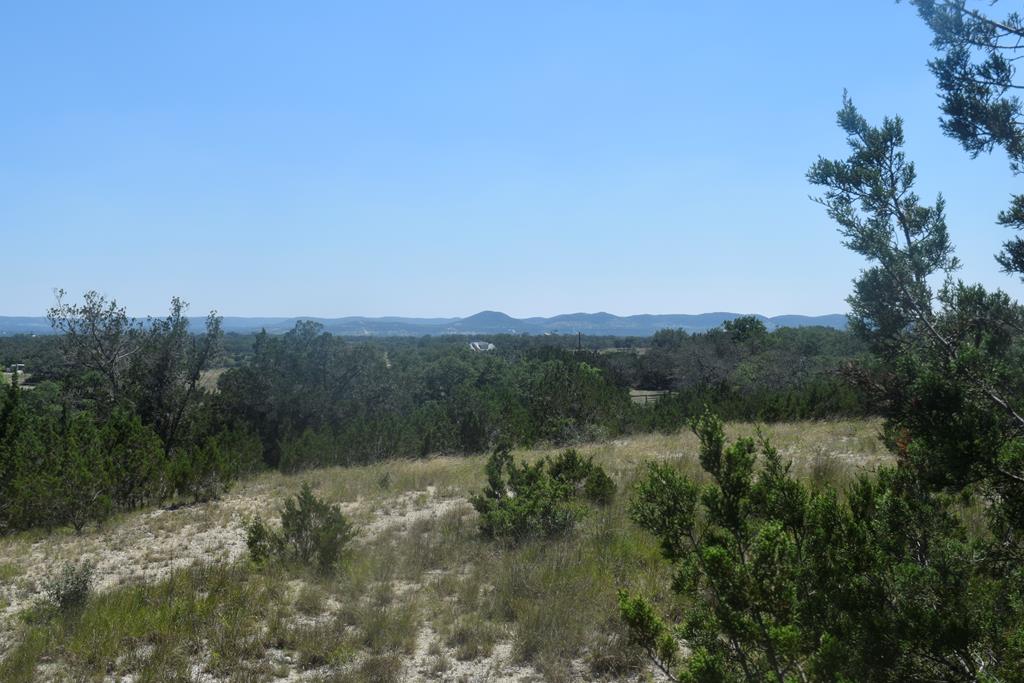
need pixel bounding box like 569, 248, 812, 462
471, 445, 616, 543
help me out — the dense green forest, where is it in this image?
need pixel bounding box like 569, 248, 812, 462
0, 297, 870, 534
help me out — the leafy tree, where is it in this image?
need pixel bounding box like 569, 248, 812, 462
47, 289, 141, 408
102, 409, 168, 511
130, 299, 223, 456
807, 95, 1024, 676
722, 316, 767, 345
0, 377, 66, 532
621, 96, 1024, 683
809, 95, 1024, 517
907, 0, 1024, 277
171, 436, 239, 504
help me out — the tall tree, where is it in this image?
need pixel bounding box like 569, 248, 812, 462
620, 95, 1024, 683
808, 96, 1024, 498
131, 299, 223, 455
908, 0, 1024, 277
47, 289, 141, 408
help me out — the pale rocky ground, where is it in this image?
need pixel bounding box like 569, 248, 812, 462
0, 482, 563, 681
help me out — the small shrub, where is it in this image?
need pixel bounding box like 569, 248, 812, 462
294, 583, 327, 616
325, 654, 404, 683
547, 448, 617, 505
246, 483, 356, 574
806, 445, 842, 488
358, 601, 420, 654
429, 652, 452, 675
470, 446, 615, 543
41, 561, 94, 611
584, 467, 616, 505
245, 515, 275, 564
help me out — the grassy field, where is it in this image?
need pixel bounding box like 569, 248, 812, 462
0, 419, 886, 682
0, 372, 33, 388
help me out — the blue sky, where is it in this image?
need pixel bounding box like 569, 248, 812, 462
2, 1, 1022, 318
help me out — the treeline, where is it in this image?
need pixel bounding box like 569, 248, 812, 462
214, 321, 634, 470
0, 294, 872, 534
0, 293, 248, 534
609, 318, 871, 426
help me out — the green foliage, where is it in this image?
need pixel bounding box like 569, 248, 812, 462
41, 561, 94, 612
279, 427, 345, 473
547, 448, 617, 505
617, 94, 1024, 681
102, 409, 168, 510
722, 315, 767, 345
908, 0, 1024, 278
0, 293, 243, 534
0, 388, 168, 533
618, 590, 679, 678
4, 288, 872, 535
622, 410, 1024, 682
810, 96, 1024, 540
619, 93, 1022, 681
171, 436, 239, 504
627, 324, 872, 428
215, 325, 641, 469
246, 483, 356, 574
4, 286, 875, 536
58, 414, 112, 532
470, 445, 615, 542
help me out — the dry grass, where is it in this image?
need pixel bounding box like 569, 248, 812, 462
197, 367, 228, 392
0, 418, 887, 681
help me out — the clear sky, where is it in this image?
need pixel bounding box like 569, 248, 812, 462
2, 1, 1022, 318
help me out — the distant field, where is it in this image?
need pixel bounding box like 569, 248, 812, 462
598, 347, 648, 355
0, 419, 886, 682
198, 367, 228, 392
628, 388, 670, 404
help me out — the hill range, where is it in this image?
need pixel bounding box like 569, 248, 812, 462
0, 311, 846, 337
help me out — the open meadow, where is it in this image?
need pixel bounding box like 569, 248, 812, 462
0, 420, 885, 682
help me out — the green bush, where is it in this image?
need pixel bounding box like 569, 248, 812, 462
470, 446, 615, 543
41, 561, 94, 612
246, 483, 356, 574
620, 410, 1024, 681
172, 437, 239, 503
548, 448, 616, 505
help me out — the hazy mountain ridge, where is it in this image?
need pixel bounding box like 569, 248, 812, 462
0, 311, 847, 337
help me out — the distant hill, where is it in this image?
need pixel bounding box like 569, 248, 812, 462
0, 312, 847, 337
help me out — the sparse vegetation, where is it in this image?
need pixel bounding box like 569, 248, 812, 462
0, 421, 882, 681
